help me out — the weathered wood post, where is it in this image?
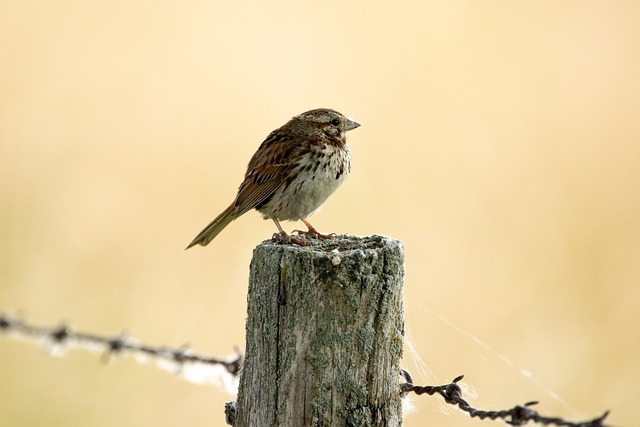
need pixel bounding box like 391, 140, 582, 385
227, 234, 405, 427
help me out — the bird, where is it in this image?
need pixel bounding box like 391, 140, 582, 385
186, 108, 360, 249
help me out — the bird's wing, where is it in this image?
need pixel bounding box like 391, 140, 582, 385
234, 132, 298, 217
235, 168, 287, 216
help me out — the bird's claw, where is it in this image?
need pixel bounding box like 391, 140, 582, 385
292, 227, 336, 240
273, 231, 308, 246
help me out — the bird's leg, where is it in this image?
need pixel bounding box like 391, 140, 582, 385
272, 217, 308, 245
293, 218, 336, 240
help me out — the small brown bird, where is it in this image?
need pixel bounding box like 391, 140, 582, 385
186, 108, 360, 248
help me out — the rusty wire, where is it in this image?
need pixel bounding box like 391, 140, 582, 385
400, 369, 611, 426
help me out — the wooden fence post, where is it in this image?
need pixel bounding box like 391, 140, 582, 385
228, 234, 405, 427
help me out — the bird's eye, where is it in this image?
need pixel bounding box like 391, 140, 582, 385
330, 118, 340, 126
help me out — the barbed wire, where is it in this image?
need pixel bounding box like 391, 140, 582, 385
1, 314, 612, 426
400, 369, 611, 426
0, 313, 241, 391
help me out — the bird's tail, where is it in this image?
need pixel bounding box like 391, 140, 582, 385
186, 203, 238, 249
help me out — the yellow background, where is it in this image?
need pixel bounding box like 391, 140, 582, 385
1, 1, 638, 426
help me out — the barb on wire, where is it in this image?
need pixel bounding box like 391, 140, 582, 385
0, 314, 242, 392
399, 369, 611, 426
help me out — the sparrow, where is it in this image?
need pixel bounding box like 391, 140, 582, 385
187, 108, 360, 248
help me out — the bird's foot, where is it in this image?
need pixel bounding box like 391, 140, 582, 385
273, 231, 308, 246
293, 226, 335, 240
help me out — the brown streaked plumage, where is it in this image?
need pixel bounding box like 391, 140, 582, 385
186, 108, 360, 248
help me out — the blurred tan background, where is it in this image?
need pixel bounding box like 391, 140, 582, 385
1, 1, 639, 426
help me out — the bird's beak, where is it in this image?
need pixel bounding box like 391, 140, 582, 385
345, 117, 361, 131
